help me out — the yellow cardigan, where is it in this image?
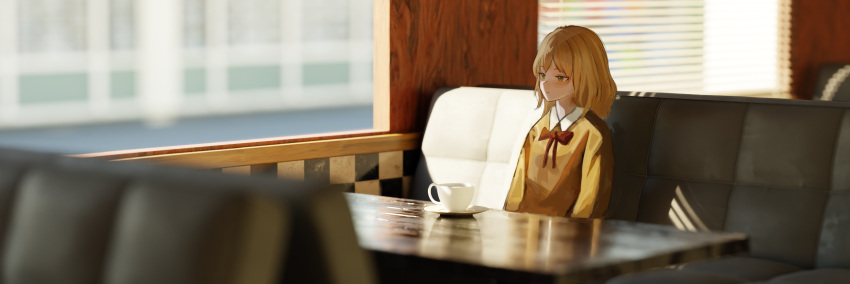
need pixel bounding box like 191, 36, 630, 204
504, 108, 614, 218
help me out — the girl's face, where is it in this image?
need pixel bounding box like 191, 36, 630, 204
538, 62, 575, 103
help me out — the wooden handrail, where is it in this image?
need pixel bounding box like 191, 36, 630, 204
78, 129, 392, 160
106, 132, 421, 169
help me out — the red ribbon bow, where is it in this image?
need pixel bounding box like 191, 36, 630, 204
537, 127, 574, 168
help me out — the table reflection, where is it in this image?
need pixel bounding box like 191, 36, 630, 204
478, 212, 601, 271
345, 193, 747, 282
348, 194, 608, 272
420, 215, 481, 263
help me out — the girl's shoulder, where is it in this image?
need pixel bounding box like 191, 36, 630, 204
574, 110, 611, 139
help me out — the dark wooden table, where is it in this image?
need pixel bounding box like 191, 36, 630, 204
344, 193, 748, 284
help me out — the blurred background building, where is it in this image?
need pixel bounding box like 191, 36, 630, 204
0, 0, 374, 154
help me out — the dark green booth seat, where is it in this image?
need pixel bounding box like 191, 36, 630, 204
0, 147, 376, 284
601, 92, 850, 283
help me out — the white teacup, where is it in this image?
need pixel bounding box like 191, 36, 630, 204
428, 182, 475, 212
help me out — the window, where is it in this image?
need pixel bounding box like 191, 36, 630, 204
0, 0, 374, 154
539, 0, 790, 97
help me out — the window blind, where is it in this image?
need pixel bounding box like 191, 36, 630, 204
539, 0, 782, 96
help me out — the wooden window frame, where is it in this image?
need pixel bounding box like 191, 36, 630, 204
80, 0, 538, 168
82, 0, 395, 162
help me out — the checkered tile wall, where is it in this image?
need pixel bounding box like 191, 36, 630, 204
221, 150, 420, 198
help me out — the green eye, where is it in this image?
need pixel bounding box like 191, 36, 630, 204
539, 73, 546, 79
556, 76, 568, 82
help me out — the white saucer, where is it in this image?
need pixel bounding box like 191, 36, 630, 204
423, 205, 488, 216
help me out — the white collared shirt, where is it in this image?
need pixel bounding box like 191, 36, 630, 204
549, 105, 584, 131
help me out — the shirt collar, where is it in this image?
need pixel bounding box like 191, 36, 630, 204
549, 105, 583, 131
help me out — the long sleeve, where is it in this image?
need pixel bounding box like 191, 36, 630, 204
504, 138, 529, 211
570, 129, 614, 218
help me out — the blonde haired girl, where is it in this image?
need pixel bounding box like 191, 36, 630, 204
503, 26, 615, 218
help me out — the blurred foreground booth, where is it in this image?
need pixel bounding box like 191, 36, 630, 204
0, 148, 375, 284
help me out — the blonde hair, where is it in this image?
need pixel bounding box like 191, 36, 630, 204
533, 26, 617, 118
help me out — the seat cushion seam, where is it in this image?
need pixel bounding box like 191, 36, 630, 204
812, 108, 846, 268
724, 103, 750, 230
632, 98, 665, 221
829, 108, 848, 191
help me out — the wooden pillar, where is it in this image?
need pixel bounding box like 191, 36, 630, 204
375, 0, 538, 133
789, 0, 850, 99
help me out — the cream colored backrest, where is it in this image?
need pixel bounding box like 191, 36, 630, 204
417, 87, 542, 209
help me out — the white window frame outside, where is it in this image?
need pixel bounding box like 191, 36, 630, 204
0, 0, 374, 129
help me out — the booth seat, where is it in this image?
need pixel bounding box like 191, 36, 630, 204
814, 63, 850, 102
412, 87, 850, 283
0, 148, 375, 284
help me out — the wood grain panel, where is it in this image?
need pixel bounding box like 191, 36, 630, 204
790, 0, 850, 99
114, 133, 421, 169
386, 0, 537, 132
